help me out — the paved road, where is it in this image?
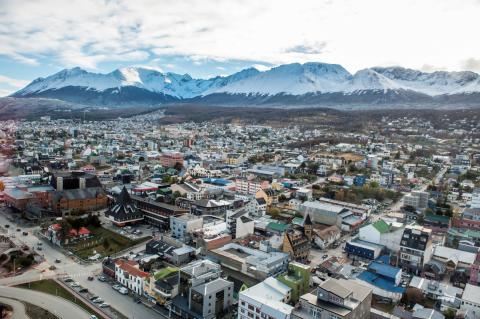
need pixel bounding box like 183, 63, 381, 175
0, 296, 28, 319
0, 286, 90, 318
0, 211, 164, 318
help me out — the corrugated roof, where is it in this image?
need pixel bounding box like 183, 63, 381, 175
372, 220, 391, 234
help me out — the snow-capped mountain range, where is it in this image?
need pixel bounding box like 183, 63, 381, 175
12, 62, 480, 107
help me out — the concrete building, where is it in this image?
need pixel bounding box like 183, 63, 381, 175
298, 201, 362, 231
170, 260, 234, 319
209, 242, 290, 282
470, 188, 480, 209
403, 191, 429, 210
238, 277, 293, 319
170, 214, 203, 242
226, 208, 254, 239
399, 225, 433, 275
292, 278, 372, 319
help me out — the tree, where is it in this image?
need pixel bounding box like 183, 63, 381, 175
443, 308, 456, 319
403, 288, 424, 305
58, 220, 72, 243
267, 207, 280, 218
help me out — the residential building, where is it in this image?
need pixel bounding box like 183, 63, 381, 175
238, 277, 293, 319
226, 208, 254, 239
161, 151, 184, 168
292, 278, 372, 319
399, 225, 433, 275
169, 260, 234, 319
115, 259, 149, 295
170, 214, 203, 241
277, 261, 311, 303
403, 191, 429, 210
358, 219, 404, 252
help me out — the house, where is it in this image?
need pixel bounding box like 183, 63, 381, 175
144, 267, 179, 305
45, 223, 91, 246
292, 278, 372, 319
357, 258, 405, 301
246, 197, 267, 217
115, 259, 149, 295
255, 188, 279, 206
313, 225, 341, 249
105, 186, 144, 227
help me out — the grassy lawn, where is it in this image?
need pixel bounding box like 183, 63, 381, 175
67, 226, 151, 259
17, 280, 102, 318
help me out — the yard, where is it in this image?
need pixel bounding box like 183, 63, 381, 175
17, 279, 103, 318
66, 226, 151, 259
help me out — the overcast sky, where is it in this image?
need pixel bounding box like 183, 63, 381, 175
1, 0, 480, 96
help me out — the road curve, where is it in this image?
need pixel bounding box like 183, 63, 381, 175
0, 296, 28, 319
0, 286, 91, 318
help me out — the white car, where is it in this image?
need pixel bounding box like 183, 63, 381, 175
93, 298, 103, 304
99, 303, 110, 308
112, 284, 121, 291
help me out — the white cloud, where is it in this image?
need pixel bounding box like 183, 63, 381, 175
0, 89, 13, 97
0, 0, 479, 72
0, 75, 30, 88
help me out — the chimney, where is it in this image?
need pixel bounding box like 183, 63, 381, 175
56, 176, 63, 191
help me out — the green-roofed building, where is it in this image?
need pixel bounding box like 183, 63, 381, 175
154, 266, 179, 280
447, 227, 480, 247
372, 220, 391, 234
267, 221, 288, 234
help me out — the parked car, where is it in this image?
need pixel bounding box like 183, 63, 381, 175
22, 232, 28, 236
118, 287, 128, 295
16, 228, 20, 232
98, 275, 106, 282
78, 288, 88, 293
99, 303, 109, 308
49, 265, 56, 270
89, 296, 98, 301
64, 277, 73, 282
70, 282, 79, 287
55, 259, 61, 263
87, 276, 94, 281
4, 224, 9, 228
93, 298, 103, 304
112, 284, 121, 291
90, 316, 98, 319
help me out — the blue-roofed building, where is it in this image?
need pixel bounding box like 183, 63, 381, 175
357, 260, 404, 301
345, 239, 384, 260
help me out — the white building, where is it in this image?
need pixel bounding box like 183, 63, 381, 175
170, 214, 203, 241
115, 259, 149, 295
359, 219, 404, 252
238, 277, 293, 319
461, 284, 480, 316
471, 188, 480, 209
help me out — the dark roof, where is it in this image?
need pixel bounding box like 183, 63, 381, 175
106, 187, 143, 222
401, 227, 430, 251
304, 214, 312, 226
256, 198, 266, 205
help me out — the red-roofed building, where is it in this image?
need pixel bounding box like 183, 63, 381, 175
115, 259, 150, 295
45, 223, 92, 246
